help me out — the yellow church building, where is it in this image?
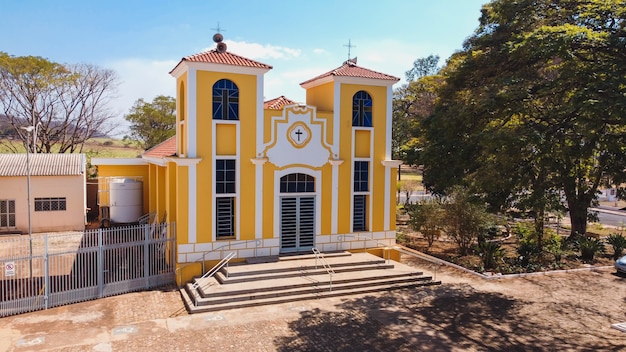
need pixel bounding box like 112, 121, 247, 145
93, 34, 401, 283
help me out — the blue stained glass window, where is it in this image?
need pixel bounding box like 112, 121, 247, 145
352, 91, 372, 127
212, 79, 239, 120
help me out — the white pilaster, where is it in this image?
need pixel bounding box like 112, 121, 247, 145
251, 158, 268, 238
189, 163, 197, 242
329, 159, 344, 234
188, 68, 197, 158
381, 160, 402, 230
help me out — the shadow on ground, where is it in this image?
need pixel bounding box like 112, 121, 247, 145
274, 283, 625, 352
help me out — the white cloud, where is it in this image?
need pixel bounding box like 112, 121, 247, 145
103, 58, 178, 136
201, 40, 302, 61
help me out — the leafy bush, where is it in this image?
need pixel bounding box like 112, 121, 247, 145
476, 241, 504, 270
443, 186, 494, 255
606, 233, 626, 259
515, 223, 541, 265
577, 236, 606, 261
407, 199, 444, 248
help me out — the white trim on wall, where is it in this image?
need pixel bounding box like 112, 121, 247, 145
212, 120, 240, 241
188, 68, 197, 158
188, 163, 197, 243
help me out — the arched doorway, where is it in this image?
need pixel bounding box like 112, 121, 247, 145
279, 173, 315, 253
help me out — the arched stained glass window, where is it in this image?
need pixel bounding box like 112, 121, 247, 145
352, 91, 372, 127
212, 79, 239, 120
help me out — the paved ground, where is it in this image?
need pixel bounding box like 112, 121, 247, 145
1, 254, 625, 351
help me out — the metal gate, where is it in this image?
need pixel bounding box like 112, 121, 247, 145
280, 196, 315, 253
0, 223, 176, 317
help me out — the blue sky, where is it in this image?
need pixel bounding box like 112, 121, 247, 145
0, 0, 488, 135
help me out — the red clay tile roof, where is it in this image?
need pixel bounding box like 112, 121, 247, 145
170, 49, 272, 74
300, 58, 400, 86
264, 96, 298, 110
143, 136, 177, 158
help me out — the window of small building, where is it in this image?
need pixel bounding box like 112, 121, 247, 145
0, 199, 16, 227
34, 197, 67, 211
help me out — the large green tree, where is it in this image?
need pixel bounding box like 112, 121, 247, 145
125, 95, 176, 150
421, 0, 626, 239
392, 55, 441, 164
0, 52, 119, 153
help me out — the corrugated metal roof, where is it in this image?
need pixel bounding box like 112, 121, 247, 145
142, 136, 177, 158
300, 58, 400, 86
0, 153, 85, 176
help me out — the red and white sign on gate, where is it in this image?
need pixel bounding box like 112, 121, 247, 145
4, 262, 15, 277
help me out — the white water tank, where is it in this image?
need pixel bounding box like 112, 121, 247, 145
109, 178, 143, 223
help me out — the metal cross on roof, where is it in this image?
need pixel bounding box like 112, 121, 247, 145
344, 39, 356, 59
211, 22, 226, 33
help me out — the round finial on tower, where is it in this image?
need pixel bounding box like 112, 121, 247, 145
213, 33, 223, 43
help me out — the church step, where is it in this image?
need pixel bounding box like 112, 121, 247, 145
212, 262, 395, 284
197, 270, 426, 298
181, 277, 440, 314
244, 251, 352, 264
221, 255, 388, 278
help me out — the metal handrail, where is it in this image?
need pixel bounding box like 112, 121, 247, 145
312, 248, 335, 292
191, 251, 236, 290
175, 239, 262, 287
190, 251, 236, 307
338, 234, 392, 264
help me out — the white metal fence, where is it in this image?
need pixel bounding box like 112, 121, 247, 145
0, 223, 176, 317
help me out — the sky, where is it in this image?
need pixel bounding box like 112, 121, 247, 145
0, 0, 488, 136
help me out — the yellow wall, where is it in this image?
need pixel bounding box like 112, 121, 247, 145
354, 130, 371, 158
215, 124, 237, 155
193, 71, 260, 241
305, 81, 334, 112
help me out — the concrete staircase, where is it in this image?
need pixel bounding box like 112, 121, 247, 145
180, 251, 440, 314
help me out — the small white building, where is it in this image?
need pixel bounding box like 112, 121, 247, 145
0, 153, 86, 233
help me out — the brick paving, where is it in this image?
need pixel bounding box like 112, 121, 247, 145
1, 256, 625, 351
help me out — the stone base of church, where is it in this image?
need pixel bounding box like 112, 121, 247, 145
177, 230, 398, 263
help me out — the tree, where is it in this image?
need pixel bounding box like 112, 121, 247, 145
392, 55, 441, 164
0, 52, 119, 153
421, 0, 626, 239
124, 95, 176, 150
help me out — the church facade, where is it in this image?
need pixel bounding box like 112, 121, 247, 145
93, 35, 401, 282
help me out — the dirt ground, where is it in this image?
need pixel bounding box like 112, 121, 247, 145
1, 250, 625, 351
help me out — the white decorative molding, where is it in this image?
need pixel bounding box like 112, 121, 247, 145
250, 157, 268, 165
381, 160, 403, 168
262, 105, 334, 168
